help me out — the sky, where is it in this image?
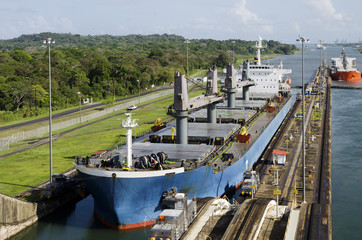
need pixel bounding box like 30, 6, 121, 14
1, 0, 361, 43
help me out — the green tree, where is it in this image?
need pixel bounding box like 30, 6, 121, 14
5, 77, 31, 110
215, 52, 231, 68
11, 49, 32, 63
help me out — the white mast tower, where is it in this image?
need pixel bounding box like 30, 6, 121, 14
122, 113, 138, 168
255, 36, 265, 66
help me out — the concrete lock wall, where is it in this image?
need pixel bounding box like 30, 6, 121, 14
0, 193, 38, 240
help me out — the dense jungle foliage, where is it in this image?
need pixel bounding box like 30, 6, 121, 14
0, 32, 297, 122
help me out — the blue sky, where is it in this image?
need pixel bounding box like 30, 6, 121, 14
1, 0, 361, 43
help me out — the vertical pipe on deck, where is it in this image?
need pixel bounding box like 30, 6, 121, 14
176, 110, 188, 144
207, 103, 216, 123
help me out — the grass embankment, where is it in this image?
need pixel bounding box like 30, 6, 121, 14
0, 88, 204, 197
0, 89, 161, 138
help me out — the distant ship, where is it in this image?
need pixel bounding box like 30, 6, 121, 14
316, 44, 325, 50
331, 49, 361, 82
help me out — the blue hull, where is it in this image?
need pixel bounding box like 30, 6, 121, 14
78, 96, 295, 229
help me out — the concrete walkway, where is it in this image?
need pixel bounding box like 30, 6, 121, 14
284, 209, 300, 240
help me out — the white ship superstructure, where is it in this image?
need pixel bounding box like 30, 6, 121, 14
236, 37, 291, 96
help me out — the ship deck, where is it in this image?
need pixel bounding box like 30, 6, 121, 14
81, 95, 290, 172
218, 99, 267, 109
209, 109, 275, 171
154, 122, 240, 139
189, 108, 256, 124
236, 92, 275, 100
131, 142, 214, 162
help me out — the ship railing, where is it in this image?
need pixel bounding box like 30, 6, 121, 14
232, 198, 239, 206
222, 195, 229, 202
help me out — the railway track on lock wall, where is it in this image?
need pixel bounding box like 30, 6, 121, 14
278, 70, 331, 240
316, 78, 331, 205
235, 96, 299, 204
303, 74, 332, 240
233, 69, 331, 240
253, 97, 300, 183
223, 198, 270, 240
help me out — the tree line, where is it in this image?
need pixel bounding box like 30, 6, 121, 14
0, 33, 297, 122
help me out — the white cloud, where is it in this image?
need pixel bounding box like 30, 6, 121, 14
304, 0, 347, 21
5, 15, 76, 37
188, 17, 218, 30
234, 0, 260, 25
293, 22, 301, 34
55, 17, 75, 32
232, 0, 273, 34
153, 24, 177, 35
118, 24, 128, 32
300, 0, 358, 39
22, 15, 54, 32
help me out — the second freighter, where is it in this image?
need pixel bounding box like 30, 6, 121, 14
331, 48, 361, 82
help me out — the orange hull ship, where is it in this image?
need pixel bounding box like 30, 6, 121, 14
331, 49, 361, 82
331, 71, 361, 82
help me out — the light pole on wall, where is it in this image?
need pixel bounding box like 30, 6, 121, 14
232, 40, 236, 64
318, 40, 324, 67
185, 40, 190, 78
136, 79, 140, 104
43, 37, 55, 183
77, 92, 82, 124
296, 35, 309, 203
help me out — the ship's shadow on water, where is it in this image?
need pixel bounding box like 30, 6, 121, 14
37, 196, 103, 229
15, 195, 150, 240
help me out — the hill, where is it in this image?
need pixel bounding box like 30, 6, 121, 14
0, 33, 297, 123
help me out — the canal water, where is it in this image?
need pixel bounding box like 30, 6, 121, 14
13, 46, 361, 240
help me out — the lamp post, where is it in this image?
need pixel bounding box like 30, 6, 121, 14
185, 40, 190, 78
318, 40, 324, 67
77, 92, 82, 124
296, 35, 309, 203
113, 78, 115, 99
232, 40, 236, 64
43, 37, 55, 183
136, 79, 140, 104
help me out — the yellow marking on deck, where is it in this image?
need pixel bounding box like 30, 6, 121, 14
210, 140, 236, 164
247, 111, 266, 131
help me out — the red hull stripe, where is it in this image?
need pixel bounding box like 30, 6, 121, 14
235, 180, 244, 190
332, 71, 361, 82
94, 209, 156, 230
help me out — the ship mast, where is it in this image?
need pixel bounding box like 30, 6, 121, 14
255, 36, 265, 66
122, 113, 138, 168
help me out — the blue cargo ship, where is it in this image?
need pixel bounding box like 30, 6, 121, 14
74, 38, 294, 230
